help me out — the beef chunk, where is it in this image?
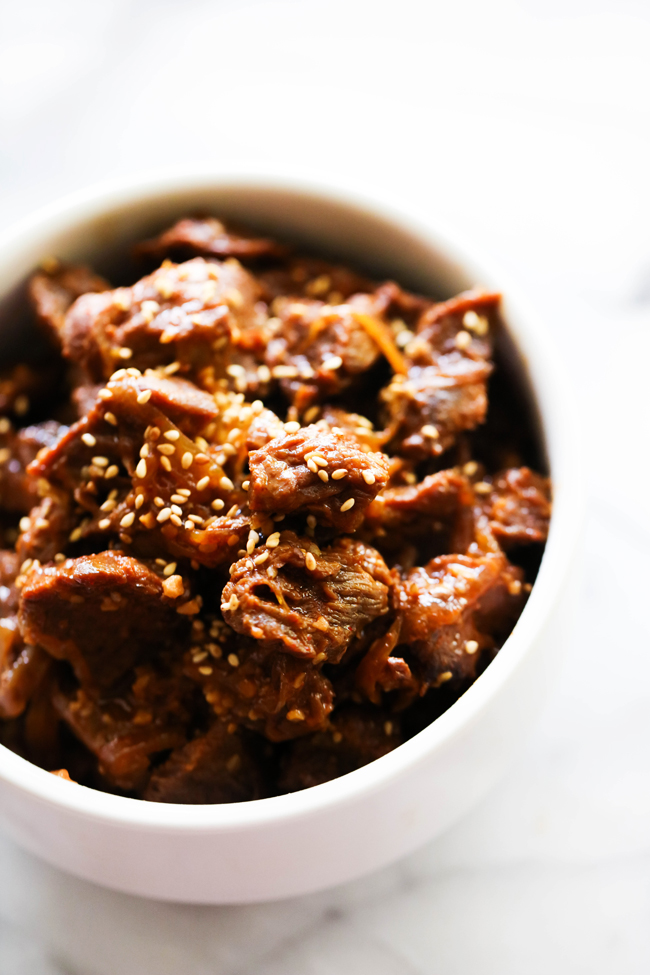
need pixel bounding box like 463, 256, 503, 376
19, 552, 190, 689
394, 552, 525, 687
258, 257, 373, 304
381, 291, 500, 460
477, 467, 551, 547
135, 217, 287, 263
279, 705, 402, 792
264, 295, 386, 408
52, 663, 193, 792
364, 469, 472, 535
185, 617, 334, 741
0, 617, 50, 719
28, 260, 109, 344
0, 420, 66, 515
28, 373, 250, 568
144, 719, 265, 803
221, 533, 391, 664
62, 257, 267, 382
248, 425, 389, 532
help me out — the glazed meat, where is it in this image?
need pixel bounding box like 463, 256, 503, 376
0, 212, 550, 802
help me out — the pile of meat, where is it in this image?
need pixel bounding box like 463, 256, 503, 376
0, 215, 551, 803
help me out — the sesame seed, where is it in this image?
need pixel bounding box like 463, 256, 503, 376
317, 470, 329, 483
340, 498, 355, 512
140, 300, 160, 323
474, 481, 492, 495
179, 451, 192, 469
246, 530, 260, 554
332, 469, 347, 480
81, 433, 96, 447
137, 389, 152, 405
226, 504, 239, 517
421, 424, 439, 439
91, 456, 109, 468
170, 504, 183, 516
162, 431, 180, 444
157, 443, 175, 456
455, 330, 472, 350
194, 453, 209, 465
228, 653, 240, 668
19, 516, 31, 532
163, 361, 181, 375
0, 417, 10, 434
254, 551, 269, 566
162, 574, 184, 598
100, 499, 116, 512
135, 494, 144, 509
306, 515, 317, 528
384, 721, 393, 736
188, 514, 204, 524
228, 534, 240, 545
54, 552, 65, 563
98, 518, 111, 530
132, 457, 146, 479
157, 507, 172, 523
463, 461, 478, 476
266, 565, 277, 578
170, 514, 183, 527
196, 475, 210, 491
227, 364, 246, 378
149, 426, 161, 440
14, 395, 29, 416
211, 498, 225, 511
184, 520, 194, 530
103, 412, 118, 427
272, 365, 298, 378
219, 475, 234, 491
154, 496, 164, 507
305, 552, 316, 571
69, 527, 83, 542
465, 640, 479, 654
362, 470, 376, 485
463, 309, 489, 335
322, 355, 342, 371
118, 347, 133, 359
176, 488, 191, 497
284, 420, 300, 434
307, 459, 318, 473
160, 456, 172, 472
110, 369, 127, 380
198, 666, 213, 676
266, 532, 281, 548
105, 465, 119, 478
120, 512, 135, 528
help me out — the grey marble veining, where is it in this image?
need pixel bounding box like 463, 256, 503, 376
1, 1, 650, 971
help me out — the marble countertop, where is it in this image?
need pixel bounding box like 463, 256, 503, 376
2, 1, 650, 971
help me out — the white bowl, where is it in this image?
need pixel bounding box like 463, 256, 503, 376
0, 169, 582, 904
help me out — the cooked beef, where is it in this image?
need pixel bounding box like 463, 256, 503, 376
248, 425, 389, 532
28, 260, 109, 345
221, 533, 390, 664
19, 552, 191, 689
0, 215, 548, 803
135, 217, 287, 263
279, 705, 402, 792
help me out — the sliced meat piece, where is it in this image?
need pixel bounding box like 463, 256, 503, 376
221, 533, 391, 663
135, 217, 287, 262
477, 467, 551, 547
364, 469, 472, 535
144, 719, 266, 803
278, 705, 402, 792
248, 424, 389, 532
380, 290, 500, 460
258, 256, 373, 304
0, 420, 66, 514
0, 616, 50, 718
264, 294, 386, 408
185, 619, 334, 741
19, 551, 190, 689
62, 257, 267, 382
52, 672, 192, 793
316, 405, 387, 454
15, 492, 74, 565
28, 260, 109, 344
394, 551, 525, 687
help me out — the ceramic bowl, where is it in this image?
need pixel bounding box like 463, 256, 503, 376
0, 170, 582, 903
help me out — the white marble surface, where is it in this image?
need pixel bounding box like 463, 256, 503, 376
1, 1, 650, 971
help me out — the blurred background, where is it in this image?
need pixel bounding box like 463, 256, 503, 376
1, 1, 650, 972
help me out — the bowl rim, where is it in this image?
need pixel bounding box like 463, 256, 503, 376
0, 166, 583, 831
